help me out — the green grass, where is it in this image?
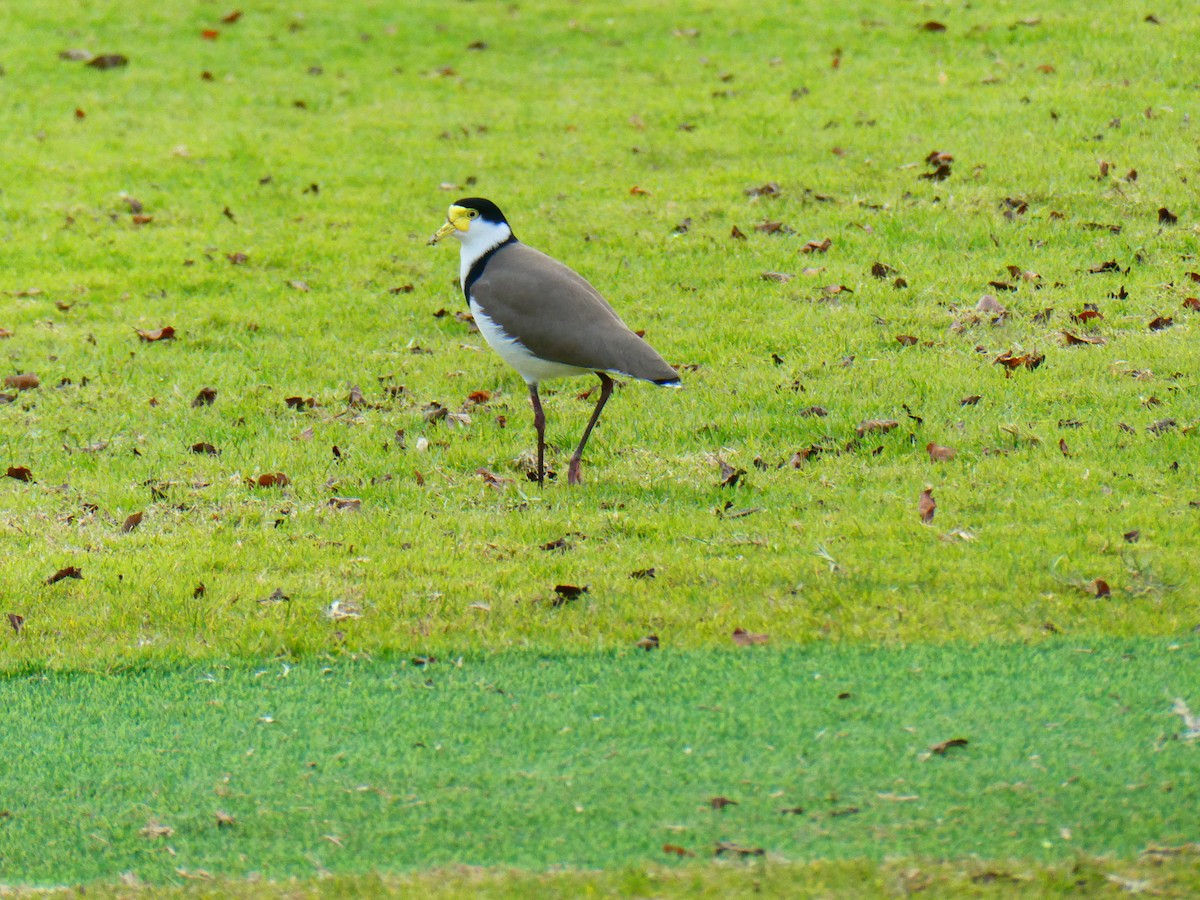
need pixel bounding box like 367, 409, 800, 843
3, 642, 1198, 887
2, 0, 1199, 664
2, 0, 1199, 893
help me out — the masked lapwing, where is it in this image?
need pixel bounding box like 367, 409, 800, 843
428, 198, 680, 485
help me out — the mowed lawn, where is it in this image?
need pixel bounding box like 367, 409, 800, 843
1, 0, 1199, 893
3, 644, 1199, 888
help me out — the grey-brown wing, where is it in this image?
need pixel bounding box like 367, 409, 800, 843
471, 243, 679, 383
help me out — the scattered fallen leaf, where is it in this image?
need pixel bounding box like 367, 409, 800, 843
192, 387, 217, 407
7, 613, 24, 635
5, 466, 33, 482
552, 584, 588, 606
1123, 529, 1141, 543
1183, 298, 1200, 311
4, 374, 39, 390
1088, 260, 1120, 274
1148, 316, 1174, 331
86, 54, 129, 70
919, 488, 936, 524
121, 512, 143, 533
714, 841, 765, 858
140, 820, 174, 839
745, 182, 781, 197
328, 497, 362, 511
1158, 207, 1178, 225
926, 442, 956, 462
760, 271, 795, 283
629, 567, 656, 579
961, 395, 982, 406
922, 21, 947, 32
929, 737, 968, 755
662, 843, 695, 857
730, 225, 747, 240
629, 185, 651, 196
800, 237, 832, 254
709, 796, 738, 810
1147, 418, 1177, 435
717, 459, 745, 487
856, 419, 898, 437
252, 472, 290, 488
226, 251, 249, 265
46, 566, 83, 585
731, 628, 769, 646
1059, 438, 1070, 457
1088, 578, 1112, 598
1061, 330, 1105, 346
635, 634, 659, 651
135, 326, 176, 342
190, 442, 219, 455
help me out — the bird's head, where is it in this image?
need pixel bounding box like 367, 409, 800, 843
427, 198, 513, 250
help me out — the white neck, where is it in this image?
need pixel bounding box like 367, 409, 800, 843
456, 220, 513, 286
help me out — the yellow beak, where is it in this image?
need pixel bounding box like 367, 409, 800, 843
427, 220, 457, 245
427, 205, 472, 245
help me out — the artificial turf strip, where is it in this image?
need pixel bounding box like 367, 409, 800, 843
2, 642, 1196, 888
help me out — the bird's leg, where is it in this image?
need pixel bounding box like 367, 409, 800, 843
528, 382, 546, 486
568, 373, 613, 486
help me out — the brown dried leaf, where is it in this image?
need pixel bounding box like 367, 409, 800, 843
976, 294, 1007, 314
190, 442, 219, 455
121, 511, 143, 533
919, 488, 936, 524
800, 405, 828, 417
46, 566, 83, 585
1183, 298, 1200, 311
960, 395, 982, 406
714, 841, 765, 858
760, 271, 794, 283
1061, 330, 1105, 346
731, 628, 769, 646
5, 466, 33, 482
4, 374, 39, 390
717, 459, 745, 487
1088, 578, 1112, 598
922, 21, 947, 32
140, 820, 174, 839
635, 634, 660, 651
800, 237, 832, 254
328, 497, 362, 511
1148, 316, 1174, 331
1158, 207, 1178, 225
551, 584, 588, 606
730, 225, 747, 240
926, 442, 956, 462
745, 182, 781, 197
136, 326, 176, 342
895, 334, 918, 346
7, 613, 23, 635
929, 737, 968, 755
629, 567, 656, 580
662, 843, 694, 857
709, 796, 738, 809
87, 54, 129, 69
871, 262, 897, 278
856, 419, 898, 437
1088, 260, 1120, 274
253, 472, 290, 488
192, 386, 217, 407
226, 251, 249, 265
1059, 438, 1070, 457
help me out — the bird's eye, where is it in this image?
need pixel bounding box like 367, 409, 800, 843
468, 210, 478, 218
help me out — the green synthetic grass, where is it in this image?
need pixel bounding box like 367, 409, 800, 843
1, 0, 1198, 665
2, 643, 1198, 886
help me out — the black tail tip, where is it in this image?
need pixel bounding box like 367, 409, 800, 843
654, 377, 683, 388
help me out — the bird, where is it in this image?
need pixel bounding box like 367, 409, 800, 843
428, 197, 680, 485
